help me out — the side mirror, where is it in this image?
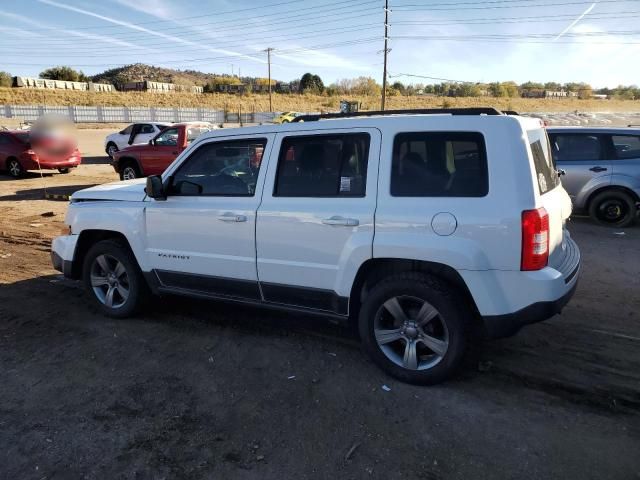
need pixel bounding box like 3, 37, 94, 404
145, 175, 166, 200
148, 139, 154, 145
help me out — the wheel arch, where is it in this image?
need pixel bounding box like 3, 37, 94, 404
348, 258, 481, 321
586, 184, 640, 210
71, 229, 137, 279
116, 156, 143, 176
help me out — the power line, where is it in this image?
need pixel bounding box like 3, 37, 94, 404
31, 0, 368, 31
393, 0, 635, 10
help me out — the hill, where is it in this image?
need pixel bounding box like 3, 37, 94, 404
91, 63, 252, 87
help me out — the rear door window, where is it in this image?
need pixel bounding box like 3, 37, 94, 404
274, 133, 370, 197
528, 129, 560, 195
391, 132, 488, 197
549, 133, 604, 162
611, 134, 640, 159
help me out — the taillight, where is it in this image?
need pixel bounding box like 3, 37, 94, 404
521, 207, 549, 271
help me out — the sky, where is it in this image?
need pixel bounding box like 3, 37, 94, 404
1, 0, 639, 88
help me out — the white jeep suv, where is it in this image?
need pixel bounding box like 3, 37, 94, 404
51, 108, 580, 384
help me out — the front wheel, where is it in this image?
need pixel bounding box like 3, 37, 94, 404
7, 158, 24, 178
120, 163, 140, 181
359, 272, 469, 385
82, 239, 147, 318
588, 190, 637, 228
106, 142, 118, 158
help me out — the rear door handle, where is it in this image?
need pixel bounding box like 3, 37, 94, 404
322, 216, 359, 226
589, 166, 607, 172
218, 213, 247, 222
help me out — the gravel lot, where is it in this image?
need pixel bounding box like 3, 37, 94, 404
0, 130, 639, 479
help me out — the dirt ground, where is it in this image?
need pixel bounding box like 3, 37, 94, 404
1, 133, 639, 479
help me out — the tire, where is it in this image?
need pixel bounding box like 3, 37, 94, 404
358, 272, 469, 385
106, 142, 118, 158
82, 239, 147, 318
119, 161, 141, 181
588, 190, 637, 228
58, 168, 70, 174
6, 158, 24, 178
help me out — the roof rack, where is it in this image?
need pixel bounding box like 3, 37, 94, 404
291, 107, 505, 122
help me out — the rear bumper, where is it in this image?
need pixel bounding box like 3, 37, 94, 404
482, 276, 578, 338
22, 156, 81, 170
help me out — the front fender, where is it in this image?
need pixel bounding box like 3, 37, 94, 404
66, 202, 149, 270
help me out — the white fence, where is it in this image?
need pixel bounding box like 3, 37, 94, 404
0, 105, 279, 124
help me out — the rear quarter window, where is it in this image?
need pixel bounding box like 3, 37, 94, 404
391, 131, 488, 197
528, 129, 560, 195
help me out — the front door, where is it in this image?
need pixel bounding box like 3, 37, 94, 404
256, 128, 380, 314
144, 134, 274, 300
142, 127, 183, 176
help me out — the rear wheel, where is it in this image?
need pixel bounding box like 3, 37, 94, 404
589, 190, 636, 228
6, 158, 24, 178
82, 239, 147, 318
58, 168, 70, 174
120, 162, 140, 181
358, 272, 469, 385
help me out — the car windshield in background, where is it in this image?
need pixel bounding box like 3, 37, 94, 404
187, 126, 211, 143
14, 132, 30, 143
528, 129, 559, 194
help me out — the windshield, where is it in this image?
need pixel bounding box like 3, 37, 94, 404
14, 132, 30, 143
527, 129, 560, 195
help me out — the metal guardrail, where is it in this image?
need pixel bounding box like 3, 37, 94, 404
0, 105, 279, 124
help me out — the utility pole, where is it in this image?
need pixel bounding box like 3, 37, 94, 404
265, 47, 274, 112
381, 0, 390, 110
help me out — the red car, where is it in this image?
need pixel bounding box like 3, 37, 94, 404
112, 122, 214, 180
0, 130, 81, 178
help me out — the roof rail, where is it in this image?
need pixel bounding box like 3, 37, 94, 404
291, 107, 505, 122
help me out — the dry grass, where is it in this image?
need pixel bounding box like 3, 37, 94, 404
1, 87, 639, 113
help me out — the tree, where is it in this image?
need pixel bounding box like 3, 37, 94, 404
351, 77, 381, 96
40, 66, 88, 82
0, 71, 11, 87
391, 81, 406, 94
300, 72, 324, 93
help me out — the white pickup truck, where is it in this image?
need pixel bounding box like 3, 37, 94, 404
52, 108, 580, 384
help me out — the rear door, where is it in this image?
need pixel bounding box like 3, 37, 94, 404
548, 131, 611, 202
610, 132, 640, 184
256, 128, 380, 314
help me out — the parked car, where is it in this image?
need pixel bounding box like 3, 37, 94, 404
104, 122, 169, 158
272, 112, 300, 124
51, 108, 580, 384
111, 122, 214, 180
548, 127, 640, 227
0, 130, 81, 178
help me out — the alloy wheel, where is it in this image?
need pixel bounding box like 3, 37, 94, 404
122, 166, 137, 180
8, 160, 22, 177
373, 295, 449, 370
90, 254, 130, 309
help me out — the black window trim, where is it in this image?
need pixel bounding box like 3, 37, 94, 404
390, 130, 489, 198
167, 136, 269, 198
273, 131, 371, 198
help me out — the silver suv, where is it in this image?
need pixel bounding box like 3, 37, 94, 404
547, 127, 640, 227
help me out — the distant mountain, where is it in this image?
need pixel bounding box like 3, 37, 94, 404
91, 63, 267, 87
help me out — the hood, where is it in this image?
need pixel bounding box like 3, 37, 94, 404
71, 178, 147, 202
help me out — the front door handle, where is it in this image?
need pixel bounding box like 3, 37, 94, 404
218, 213, 247, 222
589, 166, 608, 172
322, 216, 359, 226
